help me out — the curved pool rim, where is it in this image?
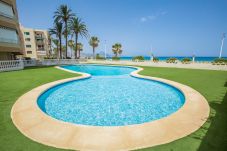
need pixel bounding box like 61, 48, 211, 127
37, 64, 186, 126
11, 64, 210, 150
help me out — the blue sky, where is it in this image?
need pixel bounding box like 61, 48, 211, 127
17, 0, 227, 57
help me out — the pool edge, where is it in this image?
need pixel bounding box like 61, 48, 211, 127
11, 65, 210, 151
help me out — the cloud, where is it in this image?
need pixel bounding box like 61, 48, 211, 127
140, 17, 147, 22
140, 11, 167, 23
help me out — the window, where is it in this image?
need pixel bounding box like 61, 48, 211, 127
26, 51, 32, 54
0, 1, 14, 18
24, 32, 30, 35
26, 45, 31, 48
0, 26, 18, 44
25, 38, 30, 41
38, 45, 44, 48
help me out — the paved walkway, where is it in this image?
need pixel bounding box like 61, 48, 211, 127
87, 60, 227, 71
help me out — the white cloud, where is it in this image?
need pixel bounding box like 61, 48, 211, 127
140, 17, 147, 22
140, 11, 167, 23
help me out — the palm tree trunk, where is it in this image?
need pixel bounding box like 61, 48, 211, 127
79, 50, 81, 58
75, 34, 78, 59
65, 22, 68, 58
57, 45, 59, 59
59, 36, 62, 59
93, 47, 95, 59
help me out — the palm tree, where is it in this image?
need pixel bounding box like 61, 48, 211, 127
70, 17, 88, 59
77, 43, 83, 58
52, 38, 59, 58
112, 43, 122, 57
89, 36, 99, 59
49, 21, 63, 59
68, 40, 75, 58
54, 5, 74, 58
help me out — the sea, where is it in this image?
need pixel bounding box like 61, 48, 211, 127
106, 56, 227, 62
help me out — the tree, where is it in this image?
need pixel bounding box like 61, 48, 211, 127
89, 36, 99, 59
54, 5, 74, 58
49, 21, 63, 59
52, 38, 59, 58
77, 43, 83, 58
70, 17, 88, 59
68, 40, 75, 58
112, 43, 122, 57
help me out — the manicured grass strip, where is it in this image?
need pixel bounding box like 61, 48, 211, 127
138, 67, 227, 151
0, 66, 78, 151
0, 66, 226, 151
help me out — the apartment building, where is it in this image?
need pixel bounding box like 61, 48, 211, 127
0, 0, 24, 60
20, 26, 51, 59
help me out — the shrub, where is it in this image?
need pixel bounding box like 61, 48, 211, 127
132, 56, 145, 61
24, 57, 31, 60
214, 58, 227, 63
182, 58, 192, 63
44, 56, 57, 59
112, 56, 120, 60
96, 54, 105, 60
166, 58, 177, 63
153, 57, 159, 62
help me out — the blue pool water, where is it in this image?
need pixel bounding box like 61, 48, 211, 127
62, 65, 136, 76
38, 65, 185, 126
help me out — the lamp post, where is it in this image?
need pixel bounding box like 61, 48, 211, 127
150, 44, 154, 61
219, 33, 226, 58
192, 53, 195, 63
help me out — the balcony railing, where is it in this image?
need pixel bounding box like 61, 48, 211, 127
0, 11, 14, 19
0, 37, 18, 44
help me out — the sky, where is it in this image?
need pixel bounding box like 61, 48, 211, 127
17, 0, 227, 57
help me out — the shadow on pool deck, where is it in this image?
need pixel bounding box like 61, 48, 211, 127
196, 81, 227, 151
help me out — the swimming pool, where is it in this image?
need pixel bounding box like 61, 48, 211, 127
37, 65, 185, 126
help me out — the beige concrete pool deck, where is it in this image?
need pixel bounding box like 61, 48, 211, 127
11, 65, 210, 151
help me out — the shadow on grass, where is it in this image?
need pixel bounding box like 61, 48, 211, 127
195, 81, 227, 151
24, 66, 55, 70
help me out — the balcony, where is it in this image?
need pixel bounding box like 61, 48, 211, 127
0, 27, 19, 44
0, 1, 15, 19
0, 37, 18, 44
37, 50, 47, 55
36, 39, 44, 45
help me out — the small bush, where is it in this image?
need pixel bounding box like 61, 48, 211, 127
44, 56, 57, 59
166, 58, 177, 63
96, 54, 105, 60
182, 58, 192, 63
24, 57, 31, 60
153, 57, 159, 62
214, 58, 227, 63
132, 56, 145, 61
112, 56, 120, 60
212, 58, 227, 65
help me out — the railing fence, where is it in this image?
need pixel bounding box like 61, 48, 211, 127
0, 60, 24, 72
0, 59, 87, 72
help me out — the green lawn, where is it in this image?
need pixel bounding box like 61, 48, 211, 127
0, 66, 226, 151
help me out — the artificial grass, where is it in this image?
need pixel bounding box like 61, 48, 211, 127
0, 66, 226, 151
138, 67, 227, 151
0, 66, 78, 151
